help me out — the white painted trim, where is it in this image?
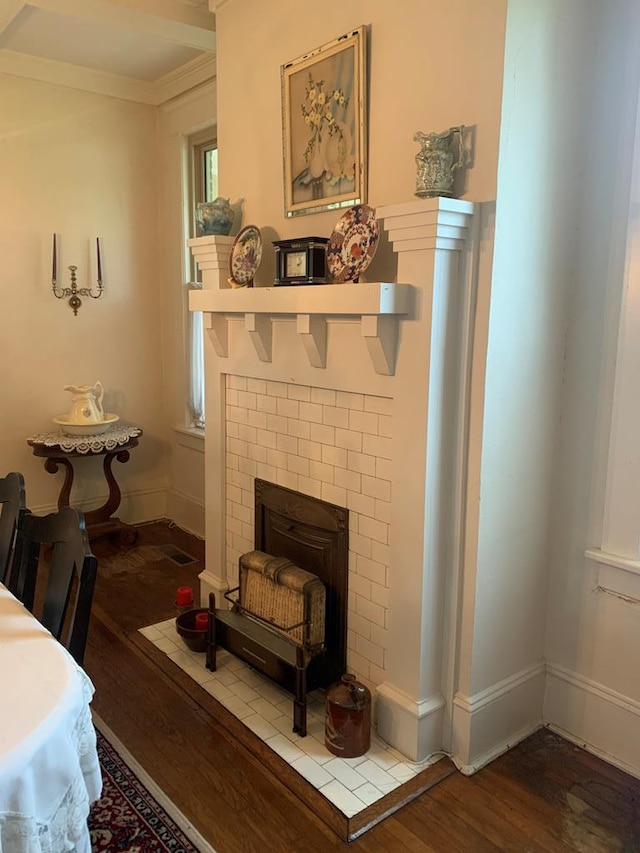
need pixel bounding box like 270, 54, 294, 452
190, 275, 414, 375
0, 44, 214, 105
585, 548, 640, 601
454, 722, 542, 777
29, 486, 167, 525
190, 280, 413, 316
376, 682, 446, 763
585, 547, 640, 576
544, 662, 640, 780
441, 207, 482, 752
153, 54, 216, 106
166, 488, 205, 539
173, 426, 205, 452
546, 661, 640, 717
159, 76, 216, 118
453, 661, 544, 713
451, 662, 544, 772
197, 568, 229, 608
0, 49, 157, 103
377, 682, 445, 718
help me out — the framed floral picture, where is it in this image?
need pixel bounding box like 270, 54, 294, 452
281, 26, 367, 218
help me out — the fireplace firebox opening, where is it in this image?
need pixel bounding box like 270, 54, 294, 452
253, 478, 349, 692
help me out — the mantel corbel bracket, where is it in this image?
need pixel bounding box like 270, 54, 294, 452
205, 314, 229, 357
296, 314, 327, 368
245, 313, 272, 362
361, 315, 399, 376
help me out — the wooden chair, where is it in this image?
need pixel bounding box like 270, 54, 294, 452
0, 472, 27, 588
14, 506, 98, 666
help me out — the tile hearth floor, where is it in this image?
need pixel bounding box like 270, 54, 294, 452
140, 618, 438, 818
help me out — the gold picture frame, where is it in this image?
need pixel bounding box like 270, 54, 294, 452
281, 26, 367, 218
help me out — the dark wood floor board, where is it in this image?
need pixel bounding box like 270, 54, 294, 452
91, 520, 205, 631
387, 783, 502, 852
83, 522, 640, 853
348, 758, 456, 840
351, 818, 442, 852
430, 773, 567, 852
492, 727, 640, 846
475, 762, 635, 852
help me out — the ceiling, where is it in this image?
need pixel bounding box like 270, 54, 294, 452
0, 0, 216, 103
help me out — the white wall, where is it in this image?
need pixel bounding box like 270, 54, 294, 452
454, 0, 640, 776
214, 0, 506, 285
0, 75, 167, 520
543, 0, 640, 777
454, 0, 595, 765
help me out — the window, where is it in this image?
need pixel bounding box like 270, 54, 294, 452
187, 131, 217, 429
599, 102, 640, 562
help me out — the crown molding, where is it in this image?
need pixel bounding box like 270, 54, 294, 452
0, 49, 157, 103
153, 52, 216, 105
0, 47, 215, 104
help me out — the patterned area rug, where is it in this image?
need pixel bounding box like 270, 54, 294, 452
89, 718, 216, 852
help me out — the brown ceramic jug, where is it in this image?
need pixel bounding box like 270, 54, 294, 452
325, 673, 371, 758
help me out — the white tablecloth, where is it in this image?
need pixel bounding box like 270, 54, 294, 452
0, 584, 102, 853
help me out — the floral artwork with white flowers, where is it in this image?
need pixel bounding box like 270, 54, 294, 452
300, 74, 351, 184
282, 27, 366, 217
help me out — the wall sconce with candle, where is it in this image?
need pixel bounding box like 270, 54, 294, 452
51, 234, 104, 316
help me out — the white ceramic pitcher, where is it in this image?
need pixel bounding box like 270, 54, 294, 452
63, 380, 104, 424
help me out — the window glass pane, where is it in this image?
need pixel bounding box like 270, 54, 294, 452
185, 132, 216, 431
204, 148, 218, 202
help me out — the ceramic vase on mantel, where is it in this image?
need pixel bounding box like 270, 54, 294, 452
413, 125, 466, 198
195, 197, 235, 236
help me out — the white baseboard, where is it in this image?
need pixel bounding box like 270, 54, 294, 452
451, 662, 545, 774
198, 569, 229, 608
544, 662, 640, 780
30, 486, 166, 526
166, 488, 205, 539
375, 682, 445, 762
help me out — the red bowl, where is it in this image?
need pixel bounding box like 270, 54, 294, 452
176, 607, 209, 652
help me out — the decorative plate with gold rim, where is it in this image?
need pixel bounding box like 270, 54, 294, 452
229, 225, 263, 287
327, 204, 379, 283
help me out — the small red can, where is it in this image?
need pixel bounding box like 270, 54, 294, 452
325, 673, 371, 758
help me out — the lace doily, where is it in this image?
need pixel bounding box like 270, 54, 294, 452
27, 426, 141, 454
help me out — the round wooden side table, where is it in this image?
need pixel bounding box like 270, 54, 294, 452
27, 426, 142, 543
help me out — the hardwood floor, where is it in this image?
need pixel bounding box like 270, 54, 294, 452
84, 522, 640, 852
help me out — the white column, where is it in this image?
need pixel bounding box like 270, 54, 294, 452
188, 235, 234, 605
375, 198, 475, 761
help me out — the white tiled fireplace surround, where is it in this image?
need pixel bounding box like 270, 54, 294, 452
189, 198, 477, 765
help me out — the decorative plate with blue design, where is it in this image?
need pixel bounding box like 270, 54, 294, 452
327, 204, 379, 283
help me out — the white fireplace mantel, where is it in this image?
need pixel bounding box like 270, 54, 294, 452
188, 267, 414, 376
188, 197, 478, 763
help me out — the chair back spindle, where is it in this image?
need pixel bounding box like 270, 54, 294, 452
15, 507, 98, 666
0, 472, 27, 590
